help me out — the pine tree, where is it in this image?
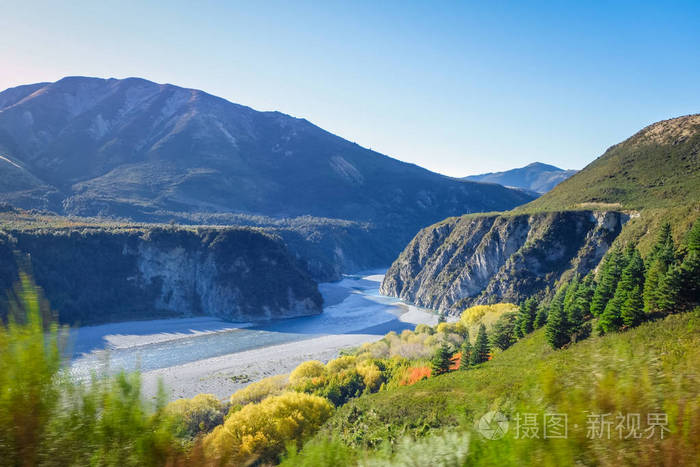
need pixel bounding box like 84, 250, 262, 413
545, 292, 570, 349
430, 343, 453, 376
680, 220, 700, 308
563, 276, 580, 316
688, 220, 700, 253
643, 260, 664, 314
599, 247, 645, 334
533, 303, 548, 329
573, 273, 595, 321
591, 248, 626, 316
459, 339, 472, 370
657, 264, 683, 314
517, 298, 538, 337
470, 324, 490, 365
644, 223, 677, 314
619, 248, 645, 292
489, 312, 518, 351
621, 285, 645, 327
650, 222, 675, 266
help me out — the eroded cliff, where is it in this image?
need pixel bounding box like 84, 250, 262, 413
380, 211, 627, 312
0, 226, 322, 324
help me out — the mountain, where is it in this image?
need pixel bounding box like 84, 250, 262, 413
463, 162, 577, 194
381, 115, 700, 312
522, 114, 700, 210
0, 76, 534, 278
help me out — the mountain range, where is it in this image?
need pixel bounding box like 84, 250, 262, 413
0, 76, 533, 278
463, 162, 577, 194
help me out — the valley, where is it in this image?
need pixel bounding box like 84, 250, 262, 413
68, 271, 438, 399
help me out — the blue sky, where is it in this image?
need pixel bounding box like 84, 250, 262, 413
1, 1, 698, 175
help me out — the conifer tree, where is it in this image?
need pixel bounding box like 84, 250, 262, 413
643, 261, 664, 314
657, 264, 683, 314
430, 343, 453, 376
470, 324, 490, 365
621, 285, 645, 327
650, 222, 676, 266
599, 247, 645, 333
517, 298, 538, 337
533, 303, 548, 329
576, 274, 596, 319
619, 248, 645, 292
545, 292, 570, 349
644, 223, 676, 314
563, 275, 580, 316
459, 338, 472, 370
680, 220, 700, 308
598, 293, 624, 334
591, 247, 626, 316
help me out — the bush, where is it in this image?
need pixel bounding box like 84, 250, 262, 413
165, 394, 226, 440
290, 361, 326, 385
203, 392, 333, 465
229, 374, 288, 406
326, 356, 357, 374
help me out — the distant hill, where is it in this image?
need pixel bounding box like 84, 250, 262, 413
464, 162, 577, 194
523, 114, 700, 211
0, 77, 533, 278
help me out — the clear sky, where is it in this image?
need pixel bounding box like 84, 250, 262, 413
1, 1, 698, 176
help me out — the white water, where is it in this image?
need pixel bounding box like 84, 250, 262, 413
69, 271, 437, 398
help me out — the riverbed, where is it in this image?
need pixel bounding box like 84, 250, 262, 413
69, 271, 437, 400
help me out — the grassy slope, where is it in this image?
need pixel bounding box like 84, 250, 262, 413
521, 114, 700, 212
306, 311, 700, 466
418, 115, 700, 259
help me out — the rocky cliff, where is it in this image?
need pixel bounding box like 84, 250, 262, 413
380, 210, 627, 312
0, 226, 322, 325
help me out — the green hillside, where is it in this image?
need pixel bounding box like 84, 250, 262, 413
522, 114, 700, 212
288, 310, 700, 466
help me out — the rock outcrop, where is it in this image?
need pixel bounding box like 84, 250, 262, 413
0, 226, 322, 324
380, 211, 627, 312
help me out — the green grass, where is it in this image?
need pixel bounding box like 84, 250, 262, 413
294, 310, 700, 466
520, 115, 700, 213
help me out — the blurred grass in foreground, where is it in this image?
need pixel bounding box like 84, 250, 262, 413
0, 273, 185, 466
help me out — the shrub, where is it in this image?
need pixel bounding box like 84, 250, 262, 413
326, 356, 357, 374
165, 394, 226, 440
203, 392, 333, 465
290, 360, 326, 385
229, 374, 288, 406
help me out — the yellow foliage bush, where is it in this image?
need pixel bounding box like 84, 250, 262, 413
289, 360, 326, 385
229, 374, 288, 406
326, 356, 357, 374
203, 392, 333, 465
165, 393, 225, 439
460, 303, 518, 340
356, 362, 382, 391
436, 322, 451, 334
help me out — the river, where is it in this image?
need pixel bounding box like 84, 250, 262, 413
69, 271, 437, 399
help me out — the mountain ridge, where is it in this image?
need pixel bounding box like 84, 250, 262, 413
0, 76, 533, 279
464, 161, 577, 194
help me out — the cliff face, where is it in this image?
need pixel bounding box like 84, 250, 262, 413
0, 227, 322, 325
380, 211, 627, 312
